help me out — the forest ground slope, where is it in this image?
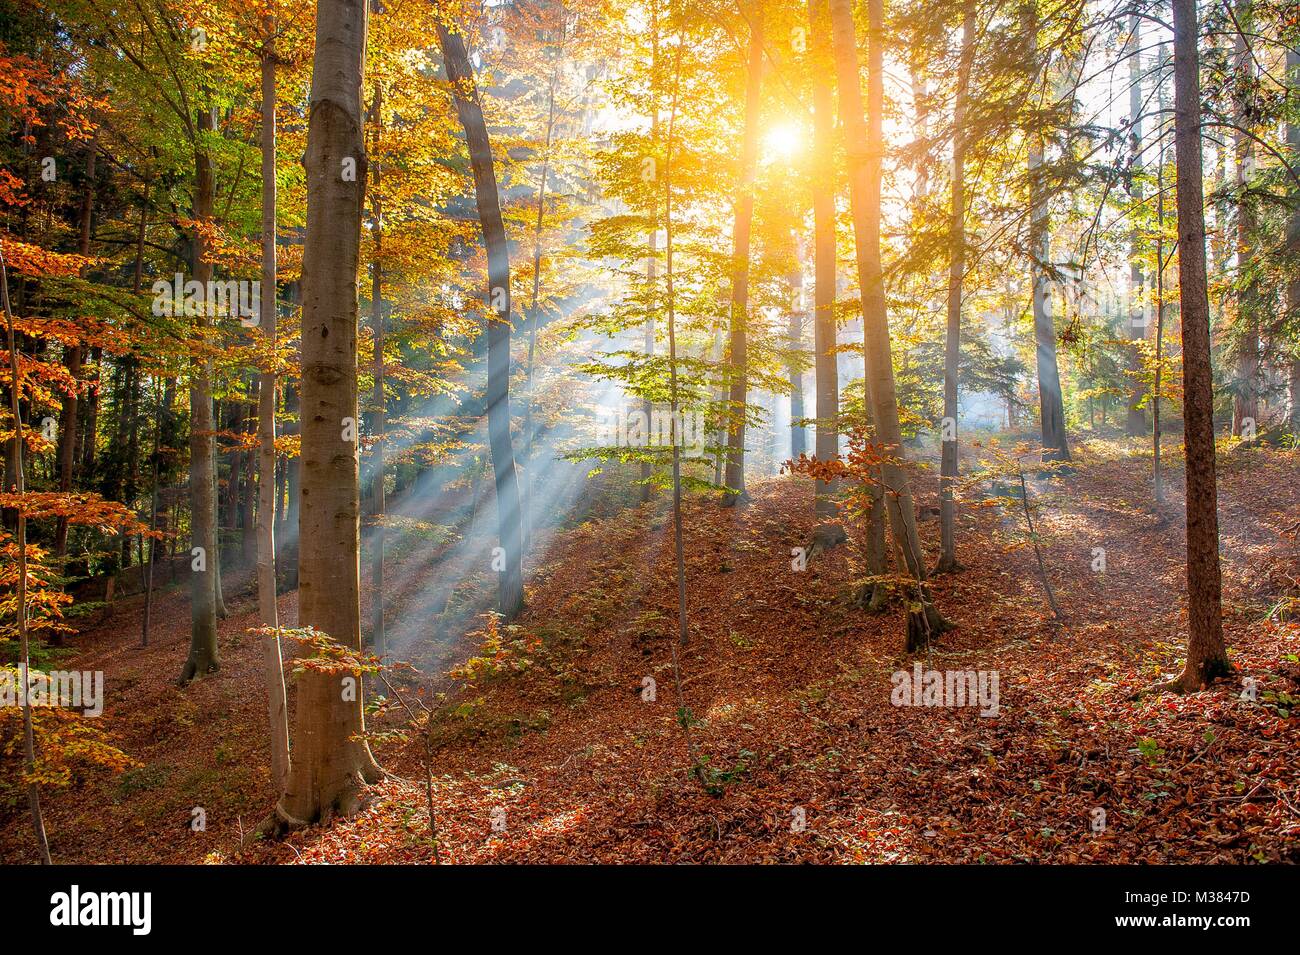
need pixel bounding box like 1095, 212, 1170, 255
2, 439, 1297, 864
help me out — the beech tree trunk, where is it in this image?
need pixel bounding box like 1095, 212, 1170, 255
276, 0, 382, 827
723, 8, 763, 503
437, 19, 526, 620
369, 81, 386, 656
258, 21, 290, 794
938, 0, 975, 574
809, 0, 839, 522
829, 0, 947, 648
1027, 7, 1070, 462
1164, 0, 1230, 692
180, 107, 220, 684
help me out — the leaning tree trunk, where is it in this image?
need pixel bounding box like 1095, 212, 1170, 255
437, 19, 525, 620
1163, 0, 1230, 692
180, 107, 221, 684
722, 8, 763, 503
257, 20, 289, 794
1027, 5, 1070, 462
275, 0, 382, 827
829, 0, 947, 649
937, 0, 975, 574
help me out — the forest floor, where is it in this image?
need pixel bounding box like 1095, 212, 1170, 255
2, 436, 1298, 864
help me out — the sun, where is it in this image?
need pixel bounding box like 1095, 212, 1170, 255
762, 122, 802, 161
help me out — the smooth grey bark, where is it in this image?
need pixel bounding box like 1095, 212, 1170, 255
938, 0, 975, 574
275, 0, 382, 827
437, 19, 525, 619
257, 19, 290, 794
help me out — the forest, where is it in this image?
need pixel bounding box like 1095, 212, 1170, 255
0, 0, 1297, 881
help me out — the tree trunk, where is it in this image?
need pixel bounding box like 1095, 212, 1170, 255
275, 0, 381, 827
1125, 12, 1148, 438
2, 241, 52, 864
1288, 48, 1300, 431
1230, 3, 1259, 439
258, 21, 290, 794
722, 8, 763, 503
1163, 0, 1230, 692
437, 19, 525, 620
180, 107, 220, 683
1027, 7, 1071, 463
53, 142, 96, 559
829, 0, 947, 648
788, 268, 806, 459
368, 81, 386, 657
938, 0, 975, 574
809, 0, 840, 522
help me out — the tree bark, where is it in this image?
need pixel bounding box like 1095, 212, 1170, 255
1230, 2, 1259, 439
368, 81, 386, 657
722, 7, 763, 503
437, 19, 525, 620
258, 20, 290, 794
1027, 6, 1071, 462
1163, 0, 1230, 692
829, 0, 947, 648
1288, 48, 1300, 431
180, 107, 220, 683
276, 0, 381, 827
53, 141, 96, 559
1125, 12, 1148, 438
938, 0, 975, 574
809, 0, 840, 522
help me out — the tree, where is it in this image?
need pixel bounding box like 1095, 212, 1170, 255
829, 0, 948, 649
275, 0, 382, 827
257, 11, 289, 795
808, 0, 841, 527
1162, 0, 1231, 693
436, 18, 525, 622
722, 4, 764, 503
937, 0, 975, 574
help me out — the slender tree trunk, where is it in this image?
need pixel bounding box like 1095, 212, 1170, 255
640, 9, 658, 505
1162, 0, 1230, 692
2, 243, 52, 864
809, 0, 840, 523
526, 68, 559, 531
53, 142, 96, 559
1125, 12, 1148, 438
788, 267, 806, 459
938, 0, 975, 574
275, 0, 381, 827
722, 8, 763, 503
258, 22, 289, 794
829, 0, 947, 648
1027, 8, 1071, 462
1288, 48, 1300, 430
368, 81, 386, 657
437, 19, 525, 620
181, 107, 220, 683
1230, 2, 1259, 439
